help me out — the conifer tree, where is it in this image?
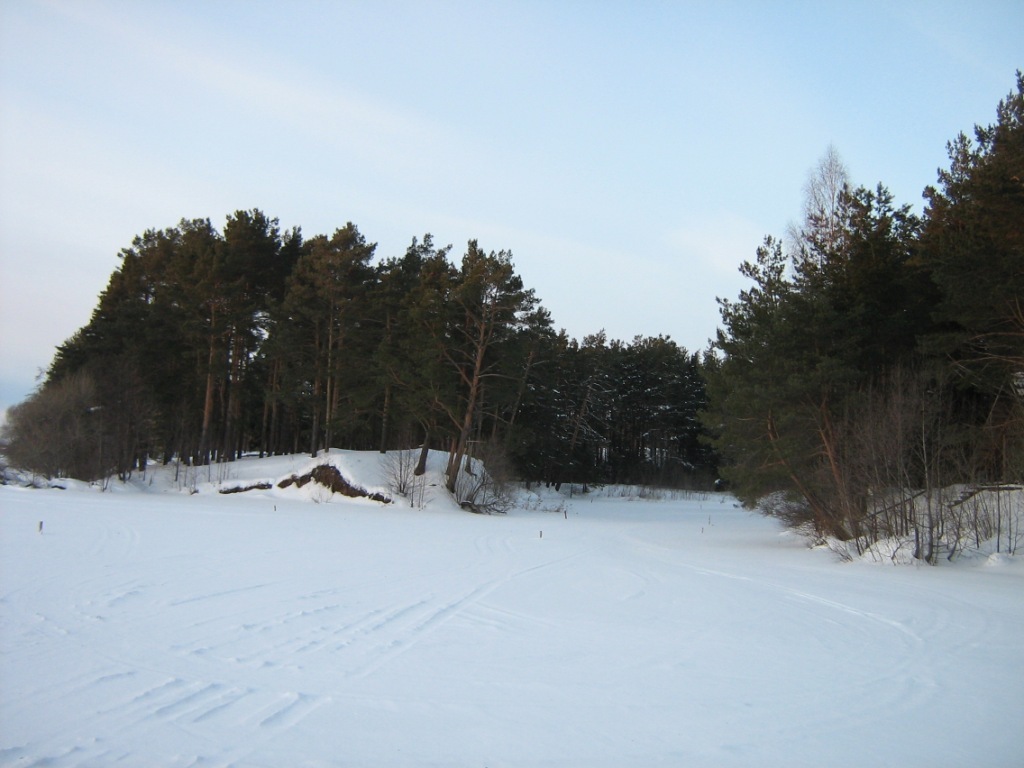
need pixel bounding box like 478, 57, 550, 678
280, 223, 376, 456
922, 71, 1024, 480
442, 242, 537, 493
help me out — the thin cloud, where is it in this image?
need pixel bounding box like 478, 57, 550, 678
38, 0, 461, 183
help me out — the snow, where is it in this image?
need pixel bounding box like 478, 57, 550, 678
2, 451, 1022, 767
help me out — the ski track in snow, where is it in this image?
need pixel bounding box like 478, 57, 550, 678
1, 458, 1022, 767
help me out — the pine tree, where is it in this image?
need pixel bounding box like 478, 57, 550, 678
922, 71, 1024, 480
280, 223, 376, 456
442, 242, 537, 494
371, 235, 452, 454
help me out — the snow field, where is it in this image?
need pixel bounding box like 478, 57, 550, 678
1, 452, 1022, 767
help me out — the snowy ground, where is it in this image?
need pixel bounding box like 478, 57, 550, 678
1, 451, 1022, 767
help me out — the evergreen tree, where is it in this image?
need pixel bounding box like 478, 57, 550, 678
256, 226, 305, 456
216, 209, 285, 460
442, 242, 538, 493
921, 71, 1024, 480
392, 241, 461, 473
708, 177, 929, 538
371, 235, 452, 454
279, 223, 376, 456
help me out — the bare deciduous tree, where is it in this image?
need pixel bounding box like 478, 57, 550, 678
787, 144, 850, 264
2, 371, 106, 481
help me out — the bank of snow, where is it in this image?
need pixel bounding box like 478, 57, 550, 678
1, 451, 1022, 767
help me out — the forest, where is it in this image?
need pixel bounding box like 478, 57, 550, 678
705, 73, 1023, 559
3, 73, 1022, 557
2, 221, 713, 497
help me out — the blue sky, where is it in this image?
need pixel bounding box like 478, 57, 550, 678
1, 0, 1021, 415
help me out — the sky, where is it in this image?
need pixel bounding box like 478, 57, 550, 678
1, 0, 1021, 416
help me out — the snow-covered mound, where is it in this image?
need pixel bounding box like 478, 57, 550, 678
205, 449, 411, 505
1, 452, 1022, 766
29, 449, 458, 509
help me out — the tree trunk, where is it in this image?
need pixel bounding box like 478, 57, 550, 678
324, 317, 335, 453
310, 375, 321, 459
379, 383, 391, 454
259, 358, 279, 458
415, 427, 430, 476
221, 329, 244, 462
198, 312, 218, 466
446, 315, 490, 493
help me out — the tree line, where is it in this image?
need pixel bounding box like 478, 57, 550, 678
6, 72, 1020, 545
705, 73, 1024, 560
3, 218, 715, 495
